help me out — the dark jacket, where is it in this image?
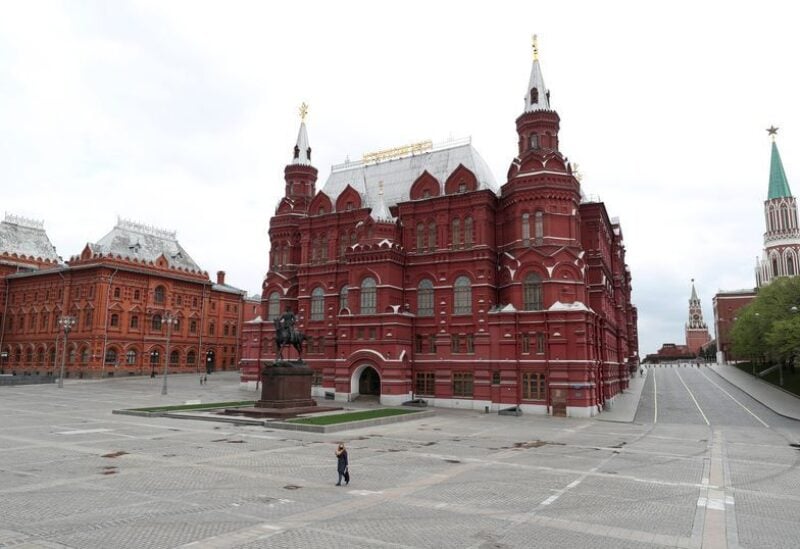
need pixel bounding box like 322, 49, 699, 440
336, 449, 348, 473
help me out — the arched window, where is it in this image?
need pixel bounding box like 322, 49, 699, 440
416, 223, 425, 250
209, 322, 215, 336
130, 314, 139, 329
104, 348, 118, 364
321, 235, 328, 260
152, 314, 162, 331
464, 217, 473, 248
350, 232, 357, 246
781, 206, 790, 231
187, 350, 196, 365
49, 348, 56, 365
282, 246, 289, 266
530, 88, 539, 104
154, 286, 166, 304
126, 349, 137, 365
25, 348, 33, 363
311, 236, 319, 263
113, 287, 121, 299
454, 276, 472, 315
360, 277, 377, 314
339, 234, 347, 258
523, 273, 544, 310
268, 292, 280, 320
339, 286, 349, 312
80, 348, 90, 364
37, 348, 44, 364
522, 213, 530, 245
428, 222, 437, 251
529, 134, 540, 149
772, 257, 780, 277
788, 254, 796, 276
417, 279, 434, 317
110, 313, 119, 327
452, 218, 461, 249
311, 287, 324, 321
534, 211, 544, 242
170, 350, 179, 365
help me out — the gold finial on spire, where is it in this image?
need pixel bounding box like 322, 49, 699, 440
767, 125, 779, 141
532, 34, 539, 61
299, 102, 309, 122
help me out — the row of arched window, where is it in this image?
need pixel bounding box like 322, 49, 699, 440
269, 272, 544, 322
0, 345, 205, 366
767, 202, 798, 234
768, 249, 799, 279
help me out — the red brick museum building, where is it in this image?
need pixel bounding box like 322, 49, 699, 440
240, 46, 639, 417
0, 215, 246, 379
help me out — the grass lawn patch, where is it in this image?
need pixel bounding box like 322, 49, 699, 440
129, 401, 255, 413
288, 408, 419, 425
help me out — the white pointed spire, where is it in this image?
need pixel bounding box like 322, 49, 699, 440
370, 181, 393, 222
524, 35, 550, 112
291, 102, 312, 165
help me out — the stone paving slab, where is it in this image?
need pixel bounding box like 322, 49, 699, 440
1, 371, 799, 548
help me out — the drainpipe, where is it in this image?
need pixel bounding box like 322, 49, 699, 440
99, 267, 119, 378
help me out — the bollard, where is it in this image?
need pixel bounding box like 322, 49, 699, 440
484, 405, 489, 414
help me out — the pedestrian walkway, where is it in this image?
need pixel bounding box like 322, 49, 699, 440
595, 370, 647, 423
709, 363, 800, 420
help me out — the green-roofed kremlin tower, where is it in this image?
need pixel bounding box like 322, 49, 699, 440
757, 126, 800, 286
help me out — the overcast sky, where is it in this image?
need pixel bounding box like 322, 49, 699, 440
2, 1, 798, 355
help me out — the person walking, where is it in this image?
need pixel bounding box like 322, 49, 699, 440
335, 443, 349, 486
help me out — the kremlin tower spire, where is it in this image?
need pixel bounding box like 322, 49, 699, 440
685, 279, 711, 354
757, 126, 800, 286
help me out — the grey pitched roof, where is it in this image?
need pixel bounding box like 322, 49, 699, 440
321, 138, 499, 211
0, 214, 60, 262
92, 218, 202, 272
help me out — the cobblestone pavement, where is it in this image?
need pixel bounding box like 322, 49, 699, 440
1, 368, 798, 548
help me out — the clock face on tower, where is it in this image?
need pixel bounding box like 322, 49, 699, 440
692, 314, 699, 320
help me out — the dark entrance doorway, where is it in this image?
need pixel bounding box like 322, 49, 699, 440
358, 366, 380, 396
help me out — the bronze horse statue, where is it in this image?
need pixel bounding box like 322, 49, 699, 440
273, 317, 307, 361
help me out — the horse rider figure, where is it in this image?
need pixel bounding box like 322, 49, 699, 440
274, 307, 305, 361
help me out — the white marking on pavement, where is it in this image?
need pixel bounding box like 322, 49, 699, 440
675, 370, 710, 425
653, 368, 658, 423
348, 490, 382, 496
699, 371, 770, 428
540, 494, 559, 505
56, 428, 112, 435
566, 480, 580, 489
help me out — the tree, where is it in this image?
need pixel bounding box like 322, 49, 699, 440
730, 277, 800, 366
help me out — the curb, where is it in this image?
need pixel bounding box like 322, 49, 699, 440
266, 410, 436, 433
708, 367, 800, 421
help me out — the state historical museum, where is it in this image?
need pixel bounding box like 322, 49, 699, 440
240, 42, 639, 417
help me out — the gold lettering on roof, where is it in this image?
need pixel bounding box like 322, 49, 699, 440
362, 140, 433, 164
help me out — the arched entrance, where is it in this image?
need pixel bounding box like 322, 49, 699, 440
350, 363, 381, 399
359, 366, 380, 395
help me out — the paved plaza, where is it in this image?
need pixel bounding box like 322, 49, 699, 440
1, 367, 799, 548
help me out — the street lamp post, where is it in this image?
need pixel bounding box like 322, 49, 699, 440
161, 312, 177, 395
57, 316, 76, 388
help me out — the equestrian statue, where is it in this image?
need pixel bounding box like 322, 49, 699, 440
273, 307, 307, 362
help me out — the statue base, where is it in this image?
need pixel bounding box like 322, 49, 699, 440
222, 361, 341, 419
256, 362, 316, 408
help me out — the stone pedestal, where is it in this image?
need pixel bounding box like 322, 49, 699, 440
222, 361, 341, 419
256, 362, 316, 409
